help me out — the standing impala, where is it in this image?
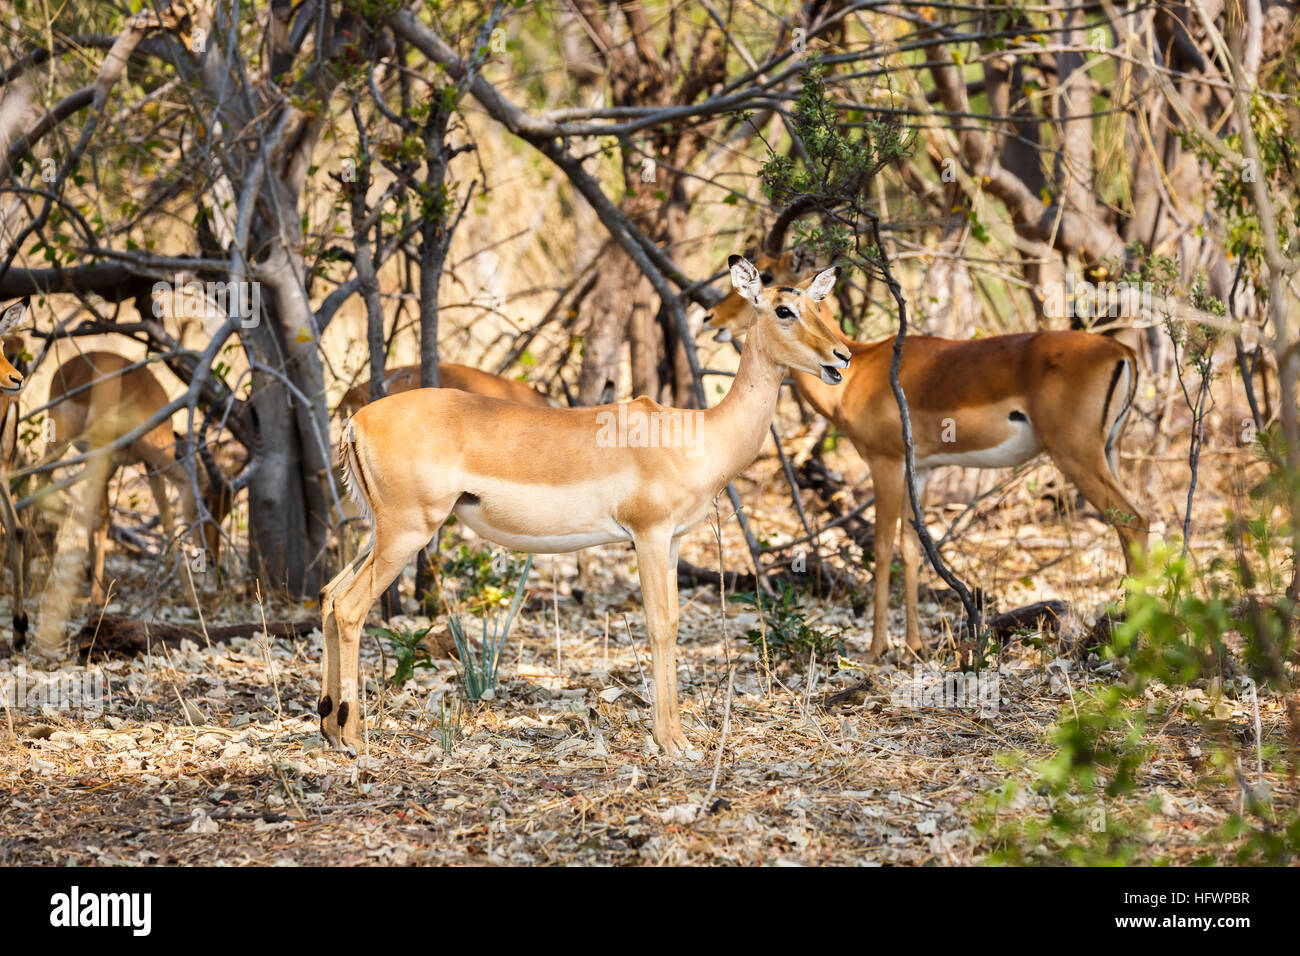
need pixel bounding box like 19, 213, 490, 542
0, 298, 30, 640
705, 254, 1147, 659
320, 256, 850, 755
36, 351, 250, 605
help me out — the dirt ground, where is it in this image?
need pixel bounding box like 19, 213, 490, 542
0, 379, 1293, 866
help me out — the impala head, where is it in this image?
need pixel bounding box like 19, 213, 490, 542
724, 255, 849, 385
0, 298, 29, 394
704, 252, 797, 344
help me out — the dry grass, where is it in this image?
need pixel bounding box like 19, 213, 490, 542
1, 367, 1293, 866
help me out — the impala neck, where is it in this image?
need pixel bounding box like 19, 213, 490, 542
699, 321, 786, 484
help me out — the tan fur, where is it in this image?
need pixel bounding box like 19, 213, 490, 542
36, 352, 235, 604
337, 363, 550, 418
319, 257, 851, 755
0, 302, 29, 636
706, 255, 1148, 658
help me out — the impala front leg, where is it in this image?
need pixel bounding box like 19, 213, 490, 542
866, 456, 903, 660
0, 484, 26, 640
634, 529, 688, 755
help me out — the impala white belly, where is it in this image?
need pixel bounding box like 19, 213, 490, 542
451, 472, 634, 554
916, 416, 1042, 470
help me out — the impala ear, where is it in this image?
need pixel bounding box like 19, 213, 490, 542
806, 267, 837, 302
0, 298, 29, 335
728, 255, 763, 307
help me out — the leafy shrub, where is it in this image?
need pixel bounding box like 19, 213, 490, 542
447, 552, 533, 699
730, 581, 843, 668
368, 623, 437, 687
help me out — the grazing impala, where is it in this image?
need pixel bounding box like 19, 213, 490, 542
36, 351, 249, 604
705, 254, 1147, 659
337, 363, 551, 417
0, 298, 30, 639
319, 256, 850, 755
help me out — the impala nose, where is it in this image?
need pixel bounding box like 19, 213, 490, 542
831, 349, 850, 369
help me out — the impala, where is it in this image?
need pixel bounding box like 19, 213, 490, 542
705, 254, 1148, 659
36, 351, 250, 604
337, 362, 551, 418
319, 256, 850, 755
0, 298, 30, 640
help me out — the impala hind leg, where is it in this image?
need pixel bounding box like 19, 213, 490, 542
88, 473, 113, 607
633, 529, 687, 755
318, 548, 367, 747
866, 457, 903, 660
1049, 443, 1148, 576
899, 470, 929, 653
145, 472, 174, 540
321, 511, 450, 754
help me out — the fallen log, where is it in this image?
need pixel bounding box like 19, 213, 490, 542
969, 599, 1087, 645
75, 614, 322, 661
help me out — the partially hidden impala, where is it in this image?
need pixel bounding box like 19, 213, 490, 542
705, 253, 1148, 659
319, 256, 850, 755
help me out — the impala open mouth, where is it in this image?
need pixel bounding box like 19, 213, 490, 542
820, 365, 843, 385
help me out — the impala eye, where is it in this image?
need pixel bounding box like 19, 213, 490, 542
760, 271, 775, 285
775, 305, 795, 320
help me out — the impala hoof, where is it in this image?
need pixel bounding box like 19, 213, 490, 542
653, 729, 690, 757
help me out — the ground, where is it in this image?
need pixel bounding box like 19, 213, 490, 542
0, 384, 1293, 865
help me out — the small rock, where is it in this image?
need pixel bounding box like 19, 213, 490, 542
186, 809, 219, 834
660, 804, 699, 825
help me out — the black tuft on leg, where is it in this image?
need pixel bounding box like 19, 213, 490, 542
317, 695, 333, 718
337, 701, 350, 730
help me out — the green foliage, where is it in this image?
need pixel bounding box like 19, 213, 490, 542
977, 531, 1300, 865
437, 694, 462, 754
1183, 92, 1298, 269
759, 61, 913, 265
729, 581, 843, 668
447, 553, 533, 700
431, 542, 532, 615
368, 623, 438, 687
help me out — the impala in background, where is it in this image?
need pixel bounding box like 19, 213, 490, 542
33, 351, 252, 606
706, 253, 1148, 659
0, 298, 31, 639
337, 362, 551, 418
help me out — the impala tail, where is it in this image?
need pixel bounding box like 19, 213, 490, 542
338, 419, 375, 541
1101, 352, 1138, 477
